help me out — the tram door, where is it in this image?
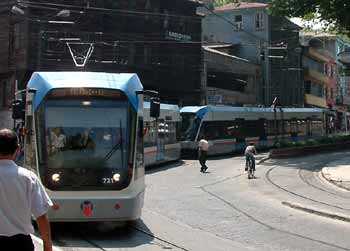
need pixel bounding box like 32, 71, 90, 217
156, 118, 166, 161
258, 118, 268, 149
234, 118, 246, 153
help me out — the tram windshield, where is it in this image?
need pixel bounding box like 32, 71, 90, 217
180, 113, 201, 141
38, 99, 132, 190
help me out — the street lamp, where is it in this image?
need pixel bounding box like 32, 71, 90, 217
11, 6, 25, 15
271, 97, 278, 143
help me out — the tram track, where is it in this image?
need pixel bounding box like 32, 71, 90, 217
52, 223, 190, 251
195, 154, 350, 250
200, 186, 350, 251
298, 167, 350, 199
266, 166, 350, 211
129, 224, 190, 251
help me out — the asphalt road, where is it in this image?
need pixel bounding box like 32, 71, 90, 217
36, 152, 350, 251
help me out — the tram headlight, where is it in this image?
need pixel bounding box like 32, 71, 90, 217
113, 173, 121, 182
52, 173, 61, 182
82, 101, 92, 106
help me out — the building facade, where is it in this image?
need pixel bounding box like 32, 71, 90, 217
203, 44, 260, 106
201, 2, 303, 107
301, 32, 350, 132
0, 0, 203, 125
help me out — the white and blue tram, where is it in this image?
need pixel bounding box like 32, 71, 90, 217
14, 72, 159, 222
180, 105, 325, 156
144, 102, 181, 166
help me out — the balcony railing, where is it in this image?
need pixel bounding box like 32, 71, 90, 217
305, 93, 328, 108
308, 47, 333, 63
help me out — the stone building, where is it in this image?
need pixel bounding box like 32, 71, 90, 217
0, 0, 203, 128
201, 2, 303, 107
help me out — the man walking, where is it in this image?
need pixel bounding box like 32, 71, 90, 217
198, 136, 209, 172
0, 129, 53, 251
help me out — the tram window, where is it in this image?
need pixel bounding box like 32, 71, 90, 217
290, 120, 298, 134
222, 121, 234, 139
227, 121, 242, 138
233, 120, 245, 140
200, 120, 269, 140
176, 121, 181, 141
181, 114, 200, 141
266, 120, 277, 136
166, 122, 178, 144
244, 120, 264, 138
144, 121, 156, 147
298, 120, 307, 135
200, 122, 215, 140
311, 120, 323, 136
284, 121, 291, 134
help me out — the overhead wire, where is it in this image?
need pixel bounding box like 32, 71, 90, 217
5, 1, 301, 47
17, 0, 203, 21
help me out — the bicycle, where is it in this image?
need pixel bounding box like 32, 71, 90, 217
246, 155, 255, 179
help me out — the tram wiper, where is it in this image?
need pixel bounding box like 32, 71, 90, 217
103, 120, 124, 166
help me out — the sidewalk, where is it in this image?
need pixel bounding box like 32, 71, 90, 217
322, 160, 350, 191
281, 158, 350, 223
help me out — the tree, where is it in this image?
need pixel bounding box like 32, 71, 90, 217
268, 0, 350, 36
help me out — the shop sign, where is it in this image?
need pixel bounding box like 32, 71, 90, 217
207, 95, 222, 103
165, 31, 192, 41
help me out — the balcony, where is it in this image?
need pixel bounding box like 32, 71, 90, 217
305, 93, 328, 108
304, 68, 330, 86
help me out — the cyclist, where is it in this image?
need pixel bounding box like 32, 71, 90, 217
244, 142, 257, 172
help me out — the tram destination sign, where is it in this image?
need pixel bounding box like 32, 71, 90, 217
48, 88, 124, 98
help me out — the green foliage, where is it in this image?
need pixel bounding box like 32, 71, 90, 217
274, 135, 350, 149
268, 0, 350, 36
305, 139, 316, 146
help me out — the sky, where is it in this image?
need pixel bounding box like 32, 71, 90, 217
291, 18, 327, 31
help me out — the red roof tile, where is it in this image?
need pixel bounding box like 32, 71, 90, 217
215, 2, 268, 12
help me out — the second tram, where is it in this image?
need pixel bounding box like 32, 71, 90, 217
180, 105, 325, 156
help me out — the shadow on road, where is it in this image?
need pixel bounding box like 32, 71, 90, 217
146, 160, 186, 174
51, 219, 155, 249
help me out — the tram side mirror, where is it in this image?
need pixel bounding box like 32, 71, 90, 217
150, 98, 160, 118
12, 100, 25, 120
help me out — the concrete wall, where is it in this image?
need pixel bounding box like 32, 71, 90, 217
202, 7, 268, 64
207, 86, 256, 105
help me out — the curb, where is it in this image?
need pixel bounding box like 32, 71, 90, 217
282, 201, 350, 223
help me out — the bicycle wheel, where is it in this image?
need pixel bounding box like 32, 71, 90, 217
247, 159, 253, 179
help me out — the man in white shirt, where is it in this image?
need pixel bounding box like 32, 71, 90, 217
198, 137, 209, 172
0, 129, 53, 251
245, 142, 258, 171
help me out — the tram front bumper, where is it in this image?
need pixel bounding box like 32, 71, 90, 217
47, 190, 144, 222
